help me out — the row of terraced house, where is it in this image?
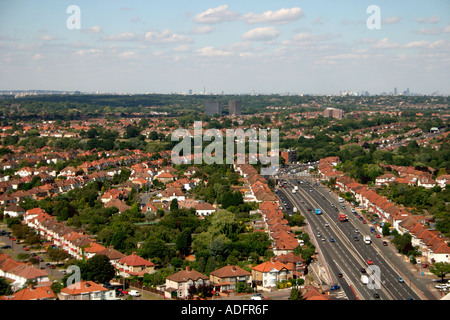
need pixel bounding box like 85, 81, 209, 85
318, 156, 450, 265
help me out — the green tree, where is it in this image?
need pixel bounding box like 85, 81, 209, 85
289, 286, 303, 300
430, 262, 450, 283
0, 277, 13, 296
84, 255, 116, 284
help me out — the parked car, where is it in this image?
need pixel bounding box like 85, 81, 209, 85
250, 293, 266, 300
0, 245, 11, 249
383, 241, 388, 246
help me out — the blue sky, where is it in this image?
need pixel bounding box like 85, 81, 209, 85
0, 0, 449, 95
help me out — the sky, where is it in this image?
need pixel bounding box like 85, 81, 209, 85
0, 0, 449, 95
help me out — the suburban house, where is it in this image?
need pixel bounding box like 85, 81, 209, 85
209, 265, 252, 292
0, 255, 49, 292
3, 204, 26, 217
251, 258, 292, 290
118, 251, 155, 277
194, 202, 216, 216
0, 284, 56, 300
95, 246, 126, 269
58, 281, 117, 300
164, 266, 209, 299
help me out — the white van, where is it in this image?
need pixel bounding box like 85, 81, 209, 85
128, 290, 141, 297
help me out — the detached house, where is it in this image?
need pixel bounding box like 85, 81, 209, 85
118, 251, 155, 278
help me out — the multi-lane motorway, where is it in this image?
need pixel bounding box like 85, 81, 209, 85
277, 177, 436, 300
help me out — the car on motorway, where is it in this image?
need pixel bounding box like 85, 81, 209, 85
317, 232, 321, 237
373, 293, 380, 299
361, 268, 366, 273
362, 220, 367, 224
376, 234, 381, 238
398, 277, 405, 283
354, 236, 359, 241
322, 237, 326, 242
383, 241, 388, 246
324, 223, 329, 227
355, 228, 359, 233
367, 259, 374, 265
330, 285, 340, 290
338, 273, 343, 278
330, 238, 335, 242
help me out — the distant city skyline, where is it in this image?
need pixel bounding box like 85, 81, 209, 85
0, 0, 449, 95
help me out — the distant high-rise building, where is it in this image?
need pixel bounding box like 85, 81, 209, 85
228, 100, 242, 115
323, 107, 343, 119
394, 87, 398, 95
205, 100, 222, 117
188, 89, 192, 95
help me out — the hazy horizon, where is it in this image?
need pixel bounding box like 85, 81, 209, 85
1, 0, 449, 95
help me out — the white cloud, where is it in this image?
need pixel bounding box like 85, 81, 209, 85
173, 45, 190, 52
82, 25, 102, 34
243, 7, 303, 24
415, 27, 441, 35
194, 5, 240, 24
189, 25, 215, 34
145, 29, 192, 44
31, 53, 44, 60
39, 35, 57, 41
197, 46, 233, 57
101, 32, 140, 41
370, 38, 400, 49
118, 51, 136, 59
381, 16, 402, 24
417, 15, 441, 24
241, 27, 280, 41
74, 49, 103, 56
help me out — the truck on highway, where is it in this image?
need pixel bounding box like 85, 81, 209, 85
364, 235, 372, 244
338, 213, 348, 222
315, 208, 322, 215
361, 275, 369, 285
